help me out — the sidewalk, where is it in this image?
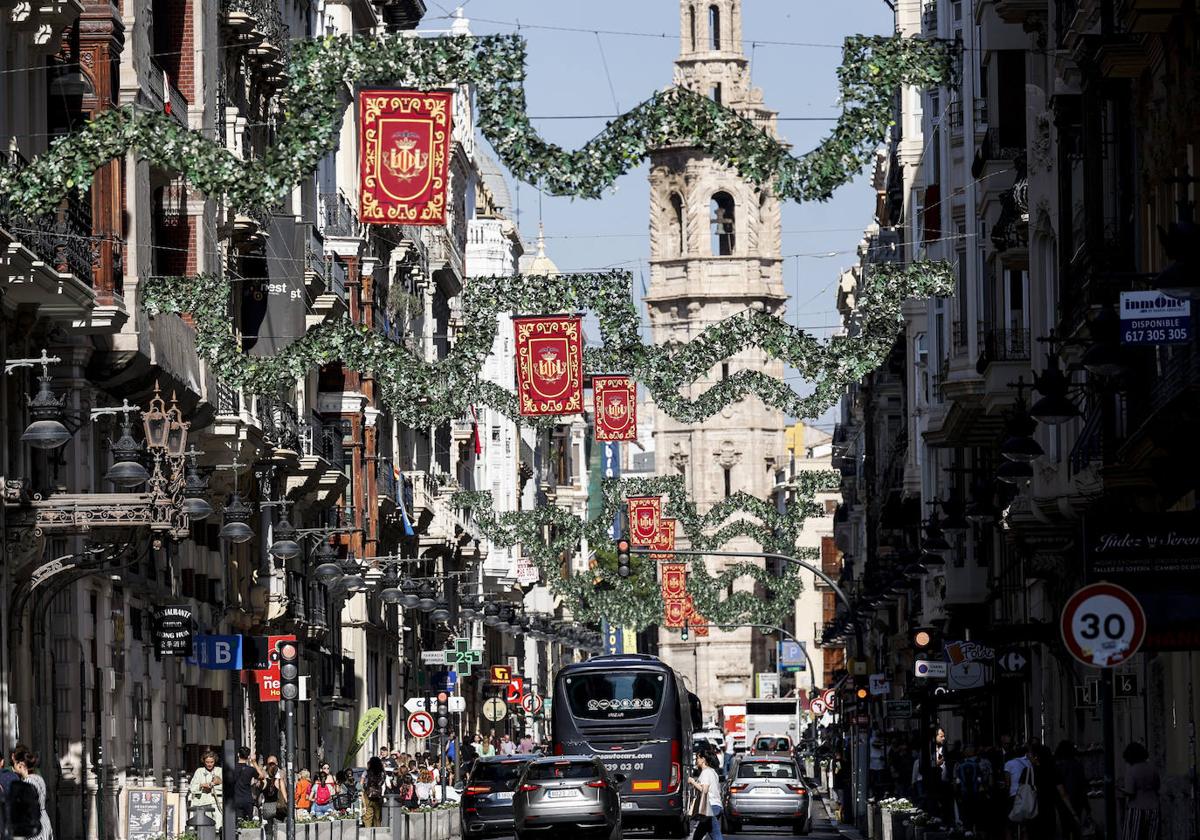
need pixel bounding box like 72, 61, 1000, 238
814, 790, 866, 840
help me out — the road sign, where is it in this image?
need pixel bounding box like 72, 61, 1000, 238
404, 697, 429, 713
948, 661, 990, 691
449, 696, 467, 713
884, 700, 913, 719
997, 647, 1030, 677
820, 688, 837, 708
406, 711, 434, 739
506, 677, 525, 704
490, 665, 511, 685
190, 635, 243, 670
914, 660, 948, 679
868, 674, 890, 696
1061, 582, 1147, 668
443, 638, 484, 675
1115, 673, 1139, 698
421, 650, 446, 665
483, 697, 508, 722
809, 698, 828, 716
521, 693, 544, 715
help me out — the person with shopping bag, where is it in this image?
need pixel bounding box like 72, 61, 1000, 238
688, 750, 722, 840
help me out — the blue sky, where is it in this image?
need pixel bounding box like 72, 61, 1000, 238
423, 1, 895, 426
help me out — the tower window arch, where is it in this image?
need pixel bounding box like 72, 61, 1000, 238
709, 4, 721, 50
670, 193, 686, 256
688, 6, 697, 51
711, 191, 736, 255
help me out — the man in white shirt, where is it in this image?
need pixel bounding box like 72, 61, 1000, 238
723, 730, 737, 775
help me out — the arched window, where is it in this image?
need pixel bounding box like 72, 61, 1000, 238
670, 193, 686, 256
711, 192, 735, 255
688, 6, 697, 51
709, 4, 721, 50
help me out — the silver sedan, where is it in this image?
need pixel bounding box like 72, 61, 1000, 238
723, 756, 811, 835
512, 756, 625, 840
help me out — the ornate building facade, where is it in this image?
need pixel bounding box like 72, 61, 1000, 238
647, 0, 788, 711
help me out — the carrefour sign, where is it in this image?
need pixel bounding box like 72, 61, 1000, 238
1120, 291, 1191, 345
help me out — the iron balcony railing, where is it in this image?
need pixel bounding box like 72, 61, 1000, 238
377, 457, 398, 504
982, 327, 1031, 363
215, 378, 241, 415
259, 395, 301, 453
319, 192, 359, 238
1, 150, 96, 285
301, 411, 345, 471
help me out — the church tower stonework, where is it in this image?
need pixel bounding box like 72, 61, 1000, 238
647, 1, 788, 712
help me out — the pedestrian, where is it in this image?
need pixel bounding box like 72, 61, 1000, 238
1005, 743, 1035, 840
415, 768, 435, 806
954, 745, 992, 834
261, 756, 286, 836
311, 770, 336, 817
361, 757, 386, 827
446, 734, 457, 766
518, 734, 534, 755
295, 769, 313, 815
688, 749, 721, 840
230, 747, 262, 822
1055, 741, 1089, 840
478, 735, 495, 758
499, 734, 516, 756
722, 728, 737, 776
1121, 743, 1160, 840
833, 750, 852, 824
188, 750, 223, 827
8, 749, 50, 840
1029, 744, 1074, 840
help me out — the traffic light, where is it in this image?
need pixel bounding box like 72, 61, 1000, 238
436, 691, 449, 733
277, 639, 300, 702
616, 538, 632, 578
911, 626, 939, 651
854, 673, 869, 701
680, 619, 690, 642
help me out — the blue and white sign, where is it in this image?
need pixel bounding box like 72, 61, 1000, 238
1120, 291, 1191, 345
778, 640, 807, 672
189, 635, 243, 670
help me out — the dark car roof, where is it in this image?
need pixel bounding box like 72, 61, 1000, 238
526, 755, 599, 764
475, 755, 533, 763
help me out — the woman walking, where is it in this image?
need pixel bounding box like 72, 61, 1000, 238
361, 757, 386, 827
1122, 743, 1160, 840
688, 749, 721, 840
10, 748, 53, 840
294, 769, 313, 815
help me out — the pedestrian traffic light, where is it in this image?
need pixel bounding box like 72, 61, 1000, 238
680, 619, 690, 641
911, 626, 938, 651
616, 538, 632, 578
436, 691, 449, 732
277, 639, 300, 702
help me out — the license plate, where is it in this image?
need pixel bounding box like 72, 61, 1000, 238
752, 787, 784, 795
496, 792, 513, 801
621, 801, 638, 810
548, 789, 578, 799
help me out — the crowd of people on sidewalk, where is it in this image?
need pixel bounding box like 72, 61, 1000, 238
828, 730, 1162, 840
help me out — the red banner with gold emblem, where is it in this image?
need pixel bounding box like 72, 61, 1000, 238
513, 316, 584, 416
626, 496, 662, 546
593, 375, 637, 442
358, 89, 452, 225
686, 598, 709, 636
653, 519, 689, 629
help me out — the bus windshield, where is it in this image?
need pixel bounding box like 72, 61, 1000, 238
563, 671, 666, 720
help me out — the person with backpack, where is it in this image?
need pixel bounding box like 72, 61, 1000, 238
361, 757, 386, 827
310, 770, 336, 817
230, 748, 262, 822
10, 748, 51, 840
955, 745, 993, 833
260, 756, 286, 837
0, 752, 17, 840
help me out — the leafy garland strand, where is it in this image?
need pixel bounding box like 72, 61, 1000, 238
0, 34, 953, 217
141, 261, 952, 426
453, 471, 838, 629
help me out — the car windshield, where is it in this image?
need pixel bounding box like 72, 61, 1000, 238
563, 671, 666, 720
471, 761, 527, 788
755, 738, 790, 751
738, 761, 798, 780
526, 761, 598, 781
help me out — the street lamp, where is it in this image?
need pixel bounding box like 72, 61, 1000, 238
143, 383, 188, 456
7, 350, 70, 450
314, 542, 342, 584
220, 491, 254, 543
379, 570, 405, 605
106, 414, 150, 488
398, 576, 420, 608
180, 449, 212, 521
431, 595, 451, 623
1030, 351, 1081, 425
416, 582, 437, 612
268, 512, 301, 560
341, 554, 367, 594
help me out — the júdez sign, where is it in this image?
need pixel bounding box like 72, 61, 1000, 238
1119, 291, 1190, 345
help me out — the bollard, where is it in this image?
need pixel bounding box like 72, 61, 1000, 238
187, 808, 218, 840
384, 794, 404, 840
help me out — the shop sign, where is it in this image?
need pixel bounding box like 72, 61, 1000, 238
1119, 291, 1190, 345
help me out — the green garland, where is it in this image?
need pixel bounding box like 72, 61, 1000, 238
0, 34, 953, 217
141, 261, 952, 426
453, 471, 838, 629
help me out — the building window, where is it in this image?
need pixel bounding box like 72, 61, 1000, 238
671, 193, 685, 256
709, 4, 721, 49
711, 192, 736, 255
721, 362, 730, 380
689, 6, 697, 50
723, 466, 732, 498
710, 84, 722, 105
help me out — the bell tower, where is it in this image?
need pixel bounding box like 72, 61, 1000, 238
646, 0, 788, 710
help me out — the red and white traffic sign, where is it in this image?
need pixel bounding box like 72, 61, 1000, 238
810, 698, 829, 717
820, 688, 837, 708
1061, 582, 1146, 668
406, 710, 435, 739
506, 677, 525, 704
521, 692, 544, 715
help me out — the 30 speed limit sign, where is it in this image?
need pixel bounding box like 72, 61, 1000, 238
1060, 582, 1146, 668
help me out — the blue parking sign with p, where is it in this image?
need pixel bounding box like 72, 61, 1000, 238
190, 635, 243, 670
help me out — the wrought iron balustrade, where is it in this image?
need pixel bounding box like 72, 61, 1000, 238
319, 192, 360, 238
259, 394, 301, 452
215, 378, 242, 415
301, 411, 345, 471
981, 327, 1031, 363
377, 457, 398, 504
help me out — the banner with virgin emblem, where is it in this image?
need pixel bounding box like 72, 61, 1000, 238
513, 316, 584, 416
593, 375, 637, 442
358, 88, 452, 225
626, 496, 663, 547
